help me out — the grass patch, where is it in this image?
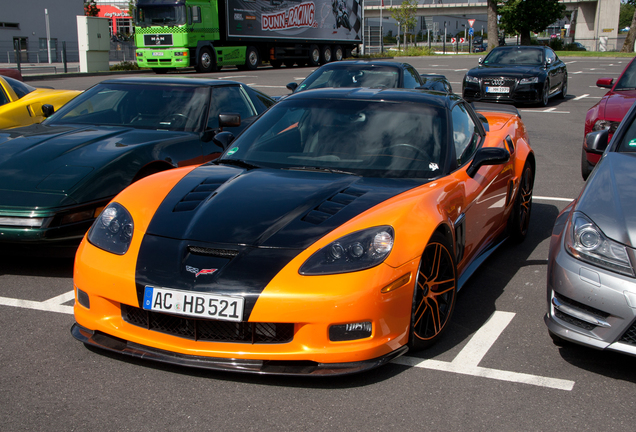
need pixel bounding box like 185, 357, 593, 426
555, 51, 636, 57
109, 61, 141, 71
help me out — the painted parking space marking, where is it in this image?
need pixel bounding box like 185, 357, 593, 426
520, 108, 570, 114
533, 195, 573, 203
394, 311, 575, 391
0, 291, 74, 315
574, 94, 590, 100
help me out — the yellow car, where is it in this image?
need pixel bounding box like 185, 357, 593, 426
0, 75, 81, 129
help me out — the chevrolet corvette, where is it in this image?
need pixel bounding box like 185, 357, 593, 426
0, 77, 274, 254
72, 88, 535, 375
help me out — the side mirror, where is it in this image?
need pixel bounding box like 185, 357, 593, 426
42, 104, 55, 117
585, 129, 609, 154
466, 147, 510, 178
213, 131, 235, 150
478, 57, 483, 65
596, 77, 614, 89
286, 82, 299, 92
218, 113, 240, 131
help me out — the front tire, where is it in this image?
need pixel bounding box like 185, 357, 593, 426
195, 47, 215, 73
540, 79, 550, 107
408, 232, 457, 351
509, 161, 534, 242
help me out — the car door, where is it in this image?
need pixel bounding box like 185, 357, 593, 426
450, 102, 512, 270
545, 48, 563, 93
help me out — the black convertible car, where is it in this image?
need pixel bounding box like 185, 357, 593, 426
0, 77, 274, 253
462, 45, 567, 106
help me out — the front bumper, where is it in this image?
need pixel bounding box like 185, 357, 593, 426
72, 323, 408, 376
545, 211, 636, 357
463, 80, 543, 104
136, 49, 191, 69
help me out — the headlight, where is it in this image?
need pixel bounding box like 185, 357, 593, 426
299, 226, 394, 275
593, 119, 620, 133
565, 212, 634, 276
464, 75, 480, 84
519, 77, 538, 84
87, 202, 134, 255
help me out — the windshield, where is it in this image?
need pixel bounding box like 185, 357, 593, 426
45, 82, 208, 132
219, 98, 447, 179
135, 5, 186, 26
483, 48, 544, 66
614, 60, 636, 91
297, 66, 400, 92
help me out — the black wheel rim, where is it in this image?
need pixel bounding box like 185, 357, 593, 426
412, 241, 456, 341
518, 167, 533, 235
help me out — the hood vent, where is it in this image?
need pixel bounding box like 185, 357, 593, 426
302, 187, 366, 225
173, 177, 225, 212
188, 246, 239, 258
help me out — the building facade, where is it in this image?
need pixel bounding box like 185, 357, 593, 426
0, 0, 84, 63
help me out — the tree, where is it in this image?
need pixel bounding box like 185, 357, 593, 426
620, 2, 635, 29
621, 0, 636, 52
389, 0, 417, 50
487, 0, 498, 52
498, 0, 566, 46
84, 1, 100, 17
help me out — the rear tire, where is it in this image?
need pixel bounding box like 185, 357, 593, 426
320, 45, 332, 64
408, 232, 457, 351
309, 44, 320, 67
245, 46, 260, 70
333, 45, 343, 61
509, 161, 534, 243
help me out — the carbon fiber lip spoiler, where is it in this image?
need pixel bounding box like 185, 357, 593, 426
71, 323, 409, 376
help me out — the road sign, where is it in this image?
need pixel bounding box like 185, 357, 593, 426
468, 28, 474, 36
468, 19, 476, 28
451, 37, 456, 44
460, 38, 465, 44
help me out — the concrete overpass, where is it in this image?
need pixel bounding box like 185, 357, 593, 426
362, 0, 620, 45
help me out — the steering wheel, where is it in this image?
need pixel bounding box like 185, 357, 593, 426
162, 113, 191, 128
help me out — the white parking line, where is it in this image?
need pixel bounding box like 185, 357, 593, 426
533, 196, 574, 203
574, 94, 590, 100
394, 311, 575, 391
0, 294, 74, 315
519, 108, 570, 113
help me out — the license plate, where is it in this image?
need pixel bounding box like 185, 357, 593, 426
486, 86, 509, 93
152, 52, 164, 56
143, 286, 244, 322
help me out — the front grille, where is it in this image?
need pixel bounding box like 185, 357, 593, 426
619, 321, 636, 345
122, 304, 294, 344
483, 77, 517, 87
188, 246, 239, 258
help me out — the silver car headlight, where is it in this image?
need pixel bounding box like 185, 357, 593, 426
299, 226, 394, 275
565, 211, 634, 277
464, 75, 480, 84
519, 77, 538, 84
87, 202, 134, 255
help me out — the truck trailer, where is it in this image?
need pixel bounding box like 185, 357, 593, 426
133, 0, 362, 73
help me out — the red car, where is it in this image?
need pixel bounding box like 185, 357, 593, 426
582, 57, 636, 179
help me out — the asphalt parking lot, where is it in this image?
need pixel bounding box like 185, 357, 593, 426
2, 56, 636, 431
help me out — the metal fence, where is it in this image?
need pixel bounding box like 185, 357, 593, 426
2, 41, 136, 65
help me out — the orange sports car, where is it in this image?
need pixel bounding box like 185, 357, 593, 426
72, 88, 535, 375
0, 75, 81, 129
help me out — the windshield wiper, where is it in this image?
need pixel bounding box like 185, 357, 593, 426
215, 159, 260, 170
616, 87, 636, 91
283, 166, 357, 175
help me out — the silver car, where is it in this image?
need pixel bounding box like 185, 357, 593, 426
545, 100, 636, 356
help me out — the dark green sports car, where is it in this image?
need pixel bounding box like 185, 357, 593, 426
0, 77, 275, 254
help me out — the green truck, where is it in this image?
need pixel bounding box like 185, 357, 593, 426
133, 0, 362, 73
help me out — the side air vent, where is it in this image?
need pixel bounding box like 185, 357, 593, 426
188, 246, 239, 258
302, 187, 366, 225
173, 178, 225, 212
